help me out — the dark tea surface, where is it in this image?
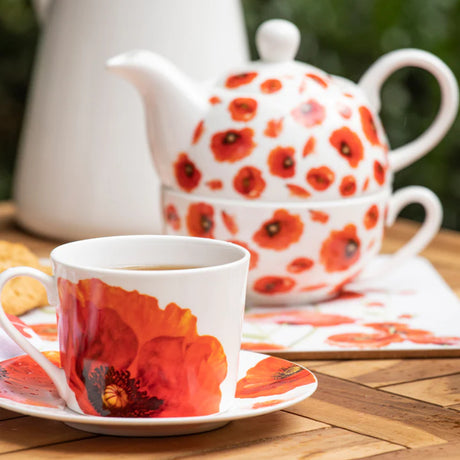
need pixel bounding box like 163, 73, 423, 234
113, 265, 204, 271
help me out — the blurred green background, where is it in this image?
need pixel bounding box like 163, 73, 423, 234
1, 0, 460, 229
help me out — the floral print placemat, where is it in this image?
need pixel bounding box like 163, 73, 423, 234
242, 257, 460, 358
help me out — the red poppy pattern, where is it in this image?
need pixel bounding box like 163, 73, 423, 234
210, 128, 256, 163
228, 98, 258, 122
253, 209, 303, 250
245, 311, 354, 327
225, 72, 258, 88
309, 210, 329, 223
264, 118, 283, 138
236, 357, 315, 398
205, 179, 223, 190
174, 153, 202, 192
186, 202, 214, 238
291, 99, 326, 128
364, 205, 379, 230
221, 211, 238, 235
260, 79, 282, 94
192, 120, 205, 144
164, 204, 181, 230
268, 146, 296, 178
374, 160, 386, 185
302, 136, 316, 157
339, 175, 357, 197
320, 224, 361, 272
233, 166, 266, 199
306, 73, 328, 88
287, 257, 314, 274
57, 278, 227, 417
306, 166, 335, 191
329, 127, 364, 168
253, 276, 296, 295
286, 184, 311, 198
359, 106, 381, 146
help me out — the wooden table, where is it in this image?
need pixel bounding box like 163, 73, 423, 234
0, 202, 459, 459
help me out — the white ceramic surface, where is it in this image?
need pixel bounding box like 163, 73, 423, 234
14, 0, 249, 240
0, 236, 249, 417
107, 19, 458, 202
162, 186, 442, 306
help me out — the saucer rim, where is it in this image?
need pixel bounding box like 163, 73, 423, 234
0, 350, 317, 427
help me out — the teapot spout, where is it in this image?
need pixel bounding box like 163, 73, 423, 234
107, 50, 208, 175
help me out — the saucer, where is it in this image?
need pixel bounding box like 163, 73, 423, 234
0, 350, 317, 437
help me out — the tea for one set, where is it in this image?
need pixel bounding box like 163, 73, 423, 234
0, 19, 457, 429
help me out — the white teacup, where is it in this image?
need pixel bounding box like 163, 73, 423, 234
0, 235, 249, 417
162, 186, 442, 306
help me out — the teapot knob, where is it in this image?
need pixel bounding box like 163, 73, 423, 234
256, 19, 300, 62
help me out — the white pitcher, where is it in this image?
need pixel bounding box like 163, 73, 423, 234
13, 0, 249, 240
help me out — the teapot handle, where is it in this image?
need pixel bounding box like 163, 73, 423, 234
358, 49, 458, 173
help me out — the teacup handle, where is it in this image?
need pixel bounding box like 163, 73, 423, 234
358, 186, 442, 281
0, 267, 70, 400
359, 49, 458, 173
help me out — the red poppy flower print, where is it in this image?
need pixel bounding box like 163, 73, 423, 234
211, 128, 255, 163
286, 184, 311, 198
359, 106, 381, 146
205, 179, 223, 190
253, 276, 296, 295
228, 98, 258, 122
252, 399, 285, 409
186, 202, 214, 238
264, 118, 283, 138
306, 166, 335, 191
245, 310, 355, 327
339, 175, 357, 197
221, 211, 238, 235
291, 99, 326, 128
320, 224, 361, 272
268, 146, 296, 178
300, 283, 327, 292
225, 72, 258, 88
260, 79, 282, 93
57, 278, 227, 417
327, 332, 402, 349
192, 120, 204, 144
164, 204, 181, 231
7, 313, 33, 338
241, 343, 286, 352
233, 166, 266, 199
227, 240, 259, 270
30, 323, 58, 341
236, 356, 315, 398
362, 177, 370, 192
374, 160, 386, 185
364, 205, 379, 230
309, 210, 329, 223
287, 257, 314, 273
329, 127, 364, 168
253, 209, 303, 250
338, 102, 352, 119
209, 96, 221, 105
303, 137, 316, 157
0, 351, 62, 408
306, 73, 328, 88
174, 153, 202, 192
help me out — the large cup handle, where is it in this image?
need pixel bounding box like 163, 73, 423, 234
359, 49, 459, 173
0, 267, 70, 400
357, 186, 442, 282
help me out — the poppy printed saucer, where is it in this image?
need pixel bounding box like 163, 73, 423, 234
0, 349, 317, 437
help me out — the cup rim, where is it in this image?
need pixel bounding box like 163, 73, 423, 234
50, 235, 250, 275
162, 185, 394, 209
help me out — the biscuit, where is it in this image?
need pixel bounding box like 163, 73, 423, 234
0, 242, 52, 316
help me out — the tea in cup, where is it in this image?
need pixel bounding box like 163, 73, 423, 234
0, 235, 249, 417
